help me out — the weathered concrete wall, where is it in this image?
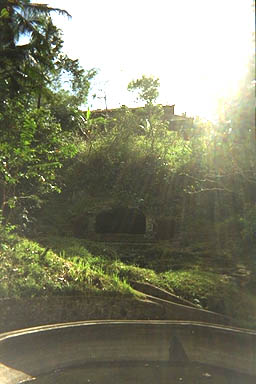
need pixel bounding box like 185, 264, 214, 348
0, 321, 255, 384
0, 294, 233, 334
0, 296, 162, 333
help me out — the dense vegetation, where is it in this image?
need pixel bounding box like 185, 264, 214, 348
0, 1, 255, 327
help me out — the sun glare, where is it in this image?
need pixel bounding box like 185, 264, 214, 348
155, 0, 254, 120
38, 0, 254, 120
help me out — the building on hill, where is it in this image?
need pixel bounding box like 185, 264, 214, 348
89, 104, 194, 139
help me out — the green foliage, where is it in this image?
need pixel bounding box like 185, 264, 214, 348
0, 1, 69, 101
0, 1, 95, 226
44, 74, 96, 133
0, 1, 254, 330
187, 60, 255, 203
160, 269, 237, 311
128, 75, 160, 104
3, 233, 254, 325
0, 232, 138, 298
171, 61, 256, 238
0, 100, 77, 221
58, 104, 192, 220
0, 14, 94, 108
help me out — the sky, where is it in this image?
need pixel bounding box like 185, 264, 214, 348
38, 0, 254, 120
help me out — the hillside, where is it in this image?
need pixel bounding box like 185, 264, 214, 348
0, 2, 255, 334
1, 226, 255, 331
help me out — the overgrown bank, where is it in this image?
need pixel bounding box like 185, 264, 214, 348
0, 1, 255, 334
1, 227, 255, 329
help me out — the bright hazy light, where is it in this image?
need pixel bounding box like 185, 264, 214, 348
39, 0, 254, 120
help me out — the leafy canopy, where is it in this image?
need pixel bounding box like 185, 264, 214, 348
0, 0, 71, 101
0, 1, 95, 225
127, 75, 160, 104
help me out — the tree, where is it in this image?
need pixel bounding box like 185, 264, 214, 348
0, 2, 95, 226
0, 0, 70, 100
42, 66, 97, 133
173, 58, 256, 246
0, 99, 77, 223
0, 1, 96, 126
127, 75, 168, 151
0, 0, 70, 48
127, 75, 160, 105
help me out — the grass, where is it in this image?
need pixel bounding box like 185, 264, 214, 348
1, 228, 255, 327
0, 231, 138, 298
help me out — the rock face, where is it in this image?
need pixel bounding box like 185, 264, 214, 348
95, 207, 146, 234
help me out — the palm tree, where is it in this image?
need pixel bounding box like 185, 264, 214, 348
0, 0, 70, 99
0, 0, 70, 47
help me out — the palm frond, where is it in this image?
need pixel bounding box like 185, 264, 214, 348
22, 3, 71, 18
15, 12, 42, 34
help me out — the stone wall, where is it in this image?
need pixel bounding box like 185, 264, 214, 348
0, 294, 233, 334
72, 209, 155, 239
0, 296, 164, 333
